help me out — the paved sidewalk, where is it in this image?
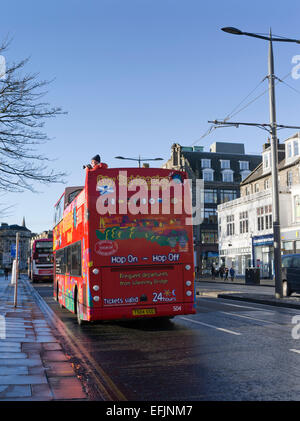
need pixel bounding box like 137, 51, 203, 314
0, 275, 88, 401
196, 275, 274, 287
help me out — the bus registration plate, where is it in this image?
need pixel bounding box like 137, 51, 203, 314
132, 308, 156, 316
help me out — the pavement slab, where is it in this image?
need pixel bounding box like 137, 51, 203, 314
0, 276, 88, 400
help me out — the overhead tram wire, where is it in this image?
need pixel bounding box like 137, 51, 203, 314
190, 77, 267, 147
276, 77, 300, 97
223, 77, 266, 122
190, 71, 294, 147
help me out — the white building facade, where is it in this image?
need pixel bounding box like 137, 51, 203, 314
218, 132, 300, 278
218, 188, 291, 277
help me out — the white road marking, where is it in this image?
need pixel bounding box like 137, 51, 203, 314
179, 316, 241, 336
199, 297, 276, 312
290, 349, 300, 354
220, 311, 280, 325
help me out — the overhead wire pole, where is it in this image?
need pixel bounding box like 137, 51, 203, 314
14, 232, 20, 308
268, 30, 282, 299
210, 27, 300, 299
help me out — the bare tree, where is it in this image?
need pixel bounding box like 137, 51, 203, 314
0, 39, 67, 193
0, 194, 14, 217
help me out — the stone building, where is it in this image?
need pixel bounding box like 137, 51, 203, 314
218, 132, 300, 277
0, 218, 32, 270
163, 142, 262, 274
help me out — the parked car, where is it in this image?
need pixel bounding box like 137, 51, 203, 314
281, 254, 300, 297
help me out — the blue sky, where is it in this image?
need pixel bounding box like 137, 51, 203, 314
1, 0, 300, 233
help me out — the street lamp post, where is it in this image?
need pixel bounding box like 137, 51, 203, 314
213, 27, 300, 298
115, 156, 164, 167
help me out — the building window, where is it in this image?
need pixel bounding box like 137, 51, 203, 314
263, 152, 270, 170
201, 159, 211, 168
294, 195, 300, 221
241, 170, 251, 181
287, 142, 292, 158
222, 170, 233, 183
286, 139, 299, 159
254, 183, 260, 193
220, 189, 237, 203
294, 140, 299, 156
264, 178, 270, 190
202, 168, 214, 181
239, 161, 249, 170
204, 189, 217, 204
287, 170, 293, 187
239, 211, 249, 234
203, 208, 217, 224
282, 241, 294, 255
245, 186, 251, 195
220, 160, 230, 169
226, 215, 235, 236
201, 230, 218, 244
257, 205, 272, 231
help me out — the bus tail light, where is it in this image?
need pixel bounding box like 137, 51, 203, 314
92, 268, 99, 275
93, 285, 100, 291
93, 296, 100, 302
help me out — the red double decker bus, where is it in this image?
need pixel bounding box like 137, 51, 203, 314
53, 165, 196, 325
30, 238, 53, 282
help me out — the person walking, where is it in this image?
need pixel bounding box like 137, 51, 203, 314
230, 266, 235, 282
4, 267, 9, 280
211, 264, 216, 280
225, 266, 229, 280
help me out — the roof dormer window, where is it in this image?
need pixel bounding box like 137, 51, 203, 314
286, 137, 299, 161
287, 142, 292, 158
201, 159, 211, 168
202, 168, 214, 181
263, 151, 270, 170
220, 159, 230, 169
222, 169, 233, 182
239, 161, 249, 170
294, 139, 299, 156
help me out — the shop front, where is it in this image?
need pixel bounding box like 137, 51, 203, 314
219, 246, 251, 276
201, 250, 219, 275
281, 228, 300, 254
253, 235, 274, 278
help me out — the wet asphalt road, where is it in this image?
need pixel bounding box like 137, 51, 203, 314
33, 282, 300, 401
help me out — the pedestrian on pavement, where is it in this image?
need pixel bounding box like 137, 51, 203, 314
230, 266, 235, 282
219, 265, 224, 279
4, 267, 9, 280
211, 264, 216, 280
225, 266, 229, 280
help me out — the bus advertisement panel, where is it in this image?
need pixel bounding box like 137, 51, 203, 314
53, 166, 196, 324
30, 238, 53, 282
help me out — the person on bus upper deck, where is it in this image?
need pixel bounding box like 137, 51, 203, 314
89, 154, 108, 170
